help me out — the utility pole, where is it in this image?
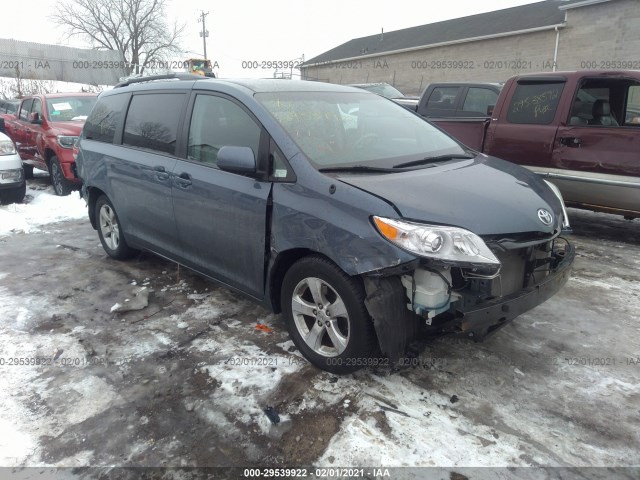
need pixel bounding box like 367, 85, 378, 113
198, 11, 209, 60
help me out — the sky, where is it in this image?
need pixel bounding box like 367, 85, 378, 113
0, 0, 543, 80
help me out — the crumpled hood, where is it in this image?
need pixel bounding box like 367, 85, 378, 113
336, 155, 563, 236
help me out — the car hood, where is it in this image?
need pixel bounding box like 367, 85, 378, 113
47, 121, 85, 135
335, 155, 563, 236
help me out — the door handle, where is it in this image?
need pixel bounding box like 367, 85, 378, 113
153, 165, 169, 180
175, 172, 192, 187
559, 137, 581, 148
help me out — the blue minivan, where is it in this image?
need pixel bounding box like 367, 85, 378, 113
77, 74, 574, 373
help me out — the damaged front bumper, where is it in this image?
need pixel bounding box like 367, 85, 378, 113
437, 242, 575, 340
363, 241, 575, 361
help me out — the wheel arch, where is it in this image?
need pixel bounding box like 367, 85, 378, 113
43, 147, 56, 169
87, 187, 107, 230
268, 248, 361, 314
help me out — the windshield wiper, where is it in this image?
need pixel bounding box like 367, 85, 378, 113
318, 165, 399, 173
393, 154, 475, 169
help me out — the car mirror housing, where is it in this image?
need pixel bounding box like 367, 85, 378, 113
217, 146, 256, 175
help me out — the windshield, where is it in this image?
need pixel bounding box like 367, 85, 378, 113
256, 91, 466, 169
46, 97, 97, 122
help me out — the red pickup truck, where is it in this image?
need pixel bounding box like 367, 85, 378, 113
407, 72, 640, 219
4, 93, 98, 195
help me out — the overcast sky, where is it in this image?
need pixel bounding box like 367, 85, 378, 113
1, 0, 543, 78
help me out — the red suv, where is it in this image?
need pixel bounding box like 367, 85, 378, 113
4, 93, 98, 195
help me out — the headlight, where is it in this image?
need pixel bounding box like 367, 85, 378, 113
544, 180, 571, 231
373, 216, 500, 267
57, 135, 79, 148
0, 140, 17, 155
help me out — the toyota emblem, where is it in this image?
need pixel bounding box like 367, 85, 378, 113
537, 208, 553, 226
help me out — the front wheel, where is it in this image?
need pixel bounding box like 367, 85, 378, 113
95, 195, 137, 260
0, 182, 26, 205
281, 256, 378, 374
50, 156, 73, 196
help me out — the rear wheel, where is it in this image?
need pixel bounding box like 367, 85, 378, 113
50, 156, 73, 196
281, 256, 377, 374
95, 195, 137, 260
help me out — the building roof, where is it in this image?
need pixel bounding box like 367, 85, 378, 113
302, 0, 606, 67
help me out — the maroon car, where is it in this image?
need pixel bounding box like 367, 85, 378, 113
4, 93, 98, 195
410, 71, 640, 219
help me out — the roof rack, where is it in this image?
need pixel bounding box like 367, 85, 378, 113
114, 73, 208, 89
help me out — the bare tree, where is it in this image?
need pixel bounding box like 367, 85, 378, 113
52, 0, 184, 74
0, 67, 56, 99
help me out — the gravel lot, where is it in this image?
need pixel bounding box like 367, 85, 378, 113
1, 180, 639, 479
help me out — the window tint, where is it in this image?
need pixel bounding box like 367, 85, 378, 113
507, 82, 564, 124
187, 95, 260, 166
84, 93, 129, 144
123, 93, 185, 155
19, 99, 33, 121
462, 88, 498, 116
426, 87, 459, 111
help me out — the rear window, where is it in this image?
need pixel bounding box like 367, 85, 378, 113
84, 93, 129, 144
123, 93, 185, 155
507, 82, 565, 124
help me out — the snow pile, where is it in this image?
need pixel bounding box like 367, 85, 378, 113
0, 184, 87, 236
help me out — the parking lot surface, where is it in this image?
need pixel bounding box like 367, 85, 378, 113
1, 183, 639, 477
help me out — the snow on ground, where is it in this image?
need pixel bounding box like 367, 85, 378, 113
0, 204, 639, 471
0, 173, 87, 236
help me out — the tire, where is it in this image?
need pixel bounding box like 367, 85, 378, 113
22, 164, 34, 180
281, 256, 378, 374
50, 156, 73, 196
95, 195, 137, 260
0, 183, 25, 205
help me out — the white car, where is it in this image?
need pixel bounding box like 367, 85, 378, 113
0, 131, 25, 204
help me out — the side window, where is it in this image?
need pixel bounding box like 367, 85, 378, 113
187, 94, 260, 166
19, 99, 33, 121
426, 87, 459, 113
123, 93, 185, 155
625, 85, 640, 126
31, 98, 43, 117
84, 93, 129, 143
507, 82, 564, 125
461, 88, 498, 116
269, 138, 294, 181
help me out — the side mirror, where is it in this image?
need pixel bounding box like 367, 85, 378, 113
486, 104, 495, 117
217, 146, 256, 175
29, 112, 42, 124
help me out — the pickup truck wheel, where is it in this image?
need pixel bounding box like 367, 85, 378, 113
95, 195, 136, 260
50, 156, 73, 196
281, 256, 377, 374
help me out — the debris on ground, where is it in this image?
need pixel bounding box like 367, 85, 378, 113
264, 406, 280, 425
110, 287, 150, 313
255, 323, 273, 333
